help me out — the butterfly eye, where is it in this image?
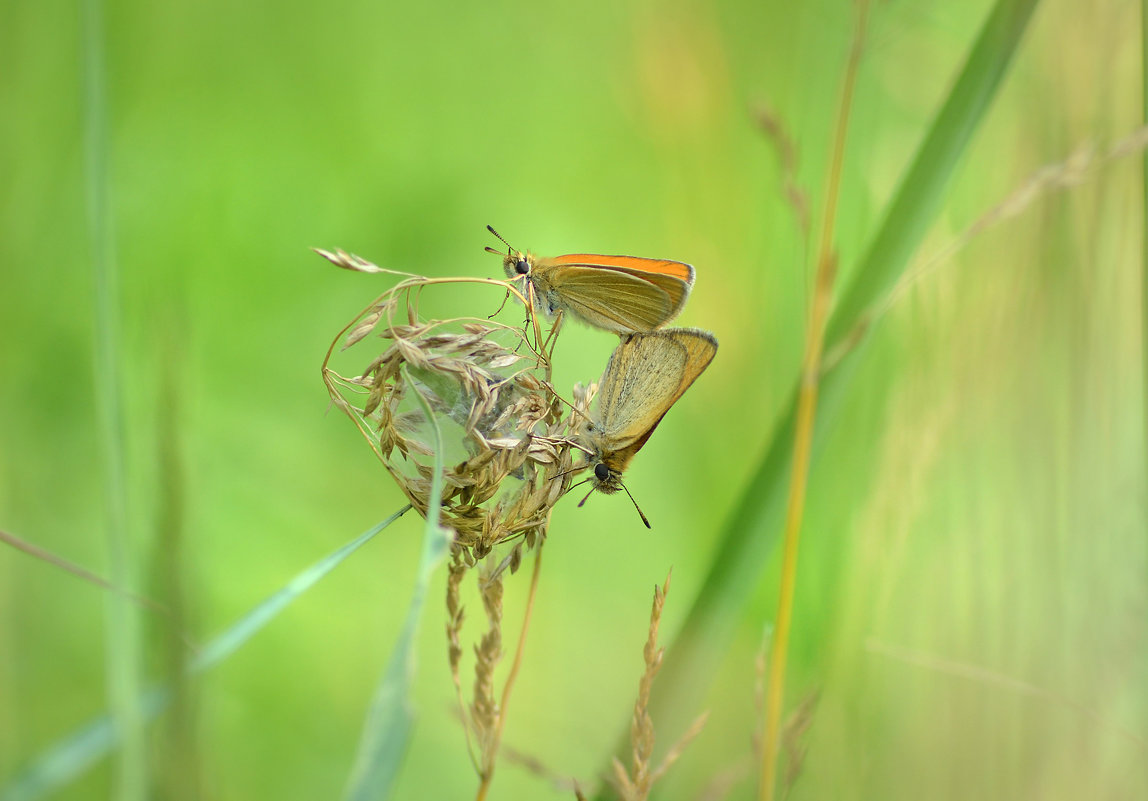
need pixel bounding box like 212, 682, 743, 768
594, 463, 610, 482
515, 258, 530, 275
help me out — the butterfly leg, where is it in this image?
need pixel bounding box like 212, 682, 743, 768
487, 286, 512, 320
525, 284, 548, 364
541, 311, 564, 363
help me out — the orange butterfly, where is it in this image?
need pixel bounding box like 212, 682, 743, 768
486, 226, 694, 336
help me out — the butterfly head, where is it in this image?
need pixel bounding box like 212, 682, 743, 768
485, 225, 534, 280
590, 459, 623, 494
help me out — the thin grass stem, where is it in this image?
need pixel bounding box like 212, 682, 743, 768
1141, 0, 1148, 480
758, 4, 869, 798
0, 529, 163, 614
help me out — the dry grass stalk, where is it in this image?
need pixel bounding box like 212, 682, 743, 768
447, 551, 468, 687
780, 692, 818, 796
499, 741, 585, 796
753, 625, 770, 753
446, 550, 480, 770
610, 572, 708, 801
755, 105, 810, 236
473, 528, 550, 800
318, 249, 593, 796
760, 2, 869, 798
648, 710, 709, 786
472, 570, 504, 771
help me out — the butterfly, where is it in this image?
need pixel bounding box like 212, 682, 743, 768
577, 327, 717, 527
486, 226, 694, 336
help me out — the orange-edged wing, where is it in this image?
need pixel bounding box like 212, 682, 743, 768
549, 253, 694, 285
541, 265, 675, 333
551, 254, 694, 320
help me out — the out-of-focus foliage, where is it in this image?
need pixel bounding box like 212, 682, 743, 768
0, 0, 1143, 798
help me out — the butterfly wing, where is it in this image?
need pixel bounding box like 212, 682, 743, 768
550, 254, 695, 326
595, 329, 718, 456
550, 254, 694, 284
538, 264, 675, 333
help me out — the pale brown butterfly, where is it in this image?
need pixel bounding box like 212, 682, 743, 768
575, 327, 717, 527
485, 226, 695, 336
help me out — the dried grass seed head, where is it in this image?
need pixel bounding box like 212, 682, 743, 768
320, 264, 586, 564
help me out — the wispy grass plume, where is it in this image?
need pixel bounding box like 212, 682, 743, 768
637, 0, 1042, 749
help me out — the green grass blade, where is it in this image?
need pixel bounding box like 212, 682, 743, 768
0, 690, 169, 801
0, 510, 408, 801
343, 369, 452, 801
82, 0, 144, 795
644, 0, 1042, 736
823, 0, 1042, 348
186, 509, 410, 673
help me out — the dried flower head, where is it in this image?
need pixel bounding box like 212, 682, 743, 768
318, 249, 589, 566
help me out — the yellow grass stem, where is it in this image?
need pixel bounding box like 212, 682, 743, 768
1142, 0, 1148, 479
474, 542, 545, 801
757, 3, 870, 799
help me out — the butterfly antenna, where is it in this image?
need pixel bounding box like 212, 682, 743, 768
621, 482, 652, 529
577, 485, 596, 508
486, 224, 513, 253
573, 478, 651, 528
550, 464, 587, 482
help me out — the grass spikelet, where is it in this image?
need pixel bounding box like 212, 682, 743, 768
610, 571, 707, 801
755, 104, 810, 236
630, 575, 669, 794
499, 744, 583, 795
780, 692, 818, 795
473, 570, 504, 772
446, 551, 479, 775
447, 550, 468, 690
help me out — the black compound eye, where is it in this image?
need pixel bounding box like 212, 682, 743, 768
594, 463, 610, 482
515, 258, 530, 275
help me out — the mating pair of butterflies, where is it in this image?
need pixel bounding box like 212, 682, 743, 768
486, 227, 717, 527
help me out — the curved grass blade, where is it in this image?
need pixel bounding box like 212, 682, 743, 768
0, 508, 409, 801
343, 369, 452, 801
641, 0, 1042, 746
186, 507, 409, 672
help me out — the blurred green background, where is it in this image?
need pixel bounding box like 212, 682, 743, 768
2, 0, 1145, 798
